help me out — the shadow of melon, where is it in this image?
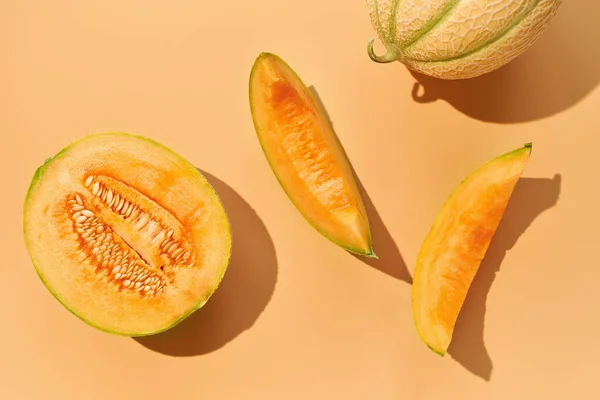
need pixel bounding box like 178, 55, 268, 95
408, 2, 599, 124
134, 170, 278, 357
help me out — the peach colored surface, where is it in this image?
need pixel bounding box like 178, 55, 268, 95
2, 1, 599, 399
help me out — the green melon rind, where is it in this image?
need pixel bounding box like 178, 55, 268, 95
22, 132, 233, 337
402, 0, 543, 63
367, 0, 561, 79
411, 142, 532, 356
368, 0, 542, 62
401, 0, 460, 52
249, 52, 376, 259
367, 0, 462, 64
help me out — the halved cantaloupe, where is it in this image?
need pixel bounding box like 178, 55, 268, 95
412, 143, 532, 355
249, 52, 375, 257
23, 132, 232, 336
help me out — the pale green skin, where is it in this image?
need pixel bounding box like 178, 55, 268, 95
23, 132, 232, 337
366, 0, 563, 79
249, 52, 377, 259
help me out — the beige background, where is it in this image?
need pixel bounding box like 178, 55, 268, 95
2, 1, 599, 399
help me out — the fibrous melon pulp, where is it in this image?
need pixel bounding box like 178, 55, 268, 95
249, 52, 376, 257
366, 0, 562, 79
23, 133, 232, 336
412, 143, 532, 355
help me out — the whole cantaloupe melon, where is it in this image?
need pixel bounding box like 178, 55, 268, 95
366, 0, 562, 79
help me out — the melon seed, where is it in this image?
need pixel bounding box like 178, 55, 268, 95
115, 198, 125, 212
172, 248, 184, 259
121, 202, 130, 215
81, 209, 94, 218
84, 175, 94, 187
165, 242, 177, 254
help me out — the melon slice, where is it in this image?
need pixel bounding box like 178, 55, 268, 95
249, 52, 375, 257
412, 143, 532, 355
23, 132, 232, 336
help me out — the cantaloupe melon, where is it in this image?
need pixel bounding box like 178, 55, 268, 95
249, 52, 376, 257
366, 0, 562, 79
23, 133, 232, 336
412, 143, 532, 355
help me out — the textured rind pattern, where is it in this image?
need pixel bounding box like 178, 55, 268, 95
403, 0, 537, 61
405, 0, 560, 79
367, 0, 562, 79
393, 0, 452, 45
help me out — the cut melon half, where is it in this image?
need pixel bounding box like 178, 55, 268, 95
23, 132, 232, 336
249, 52, 375, 257
412, 143, 532, 355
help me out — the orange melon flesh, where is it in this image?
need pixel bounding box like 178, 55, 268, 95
249, 52, 375, 257
412, 143, 532, 355
23, 133, 232, 336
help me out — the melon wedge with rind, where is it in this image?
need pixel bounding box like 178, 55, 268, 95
23, 132, 232, 337
249, 52, 376, 258
412, 143, 532, 355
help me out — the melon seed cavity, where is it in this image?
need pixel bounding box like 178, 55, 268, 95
65, 174, 198, 298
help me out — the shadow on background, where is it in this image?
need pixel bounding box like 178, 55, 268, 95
135, 170, 278, 357
352, 174, 412, 284
309, 85, 412, 284
409, 2, 599, 123
448, 174, 562, 380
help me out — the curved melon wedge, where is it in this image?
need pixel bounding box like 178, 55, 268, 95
23, 132, 232, 336
412, 143, 533, 356
249, 52, 375, 257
